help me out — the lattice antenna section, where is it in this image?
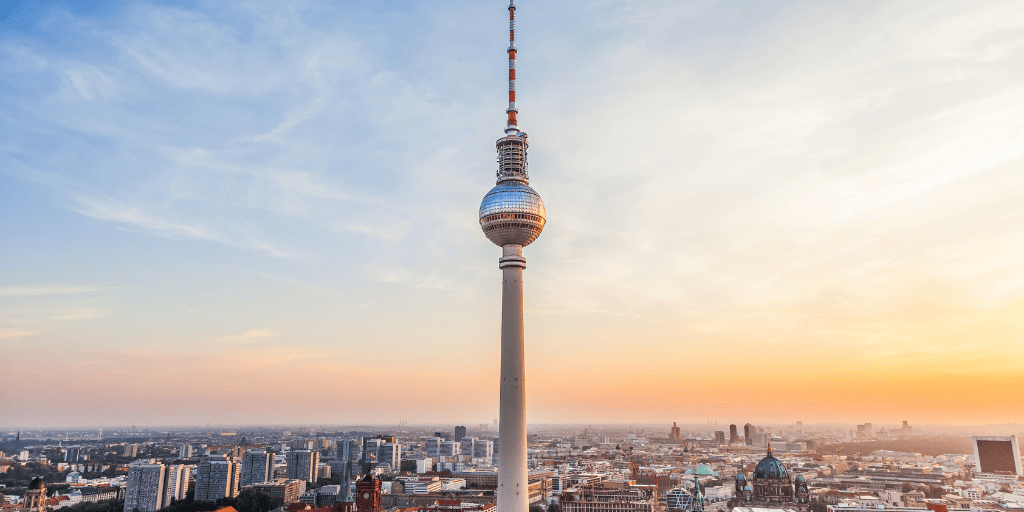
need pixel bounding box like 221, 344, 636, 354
496, 134, 529, 183
506, 0, 519, 134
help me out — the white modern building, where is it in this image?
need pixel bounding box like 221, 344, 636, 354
163, 464, 190, 507
240, 450, 272, 487
286, 450, 320, 483
194, 455, 240, 502
124, 461, 165, 512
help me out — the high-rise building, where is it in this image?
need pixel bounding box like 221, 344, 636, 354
124, 461, 166, 512
670, 423, 681, 440
379, 443, 401, 470
973, 436, 1022, 476
729, 425, 739, 444
441, 441, 461, 457
178, 445, 193, 459
194, 455, 240, 502
461, 437, 477, 456
474, 440, 494, 460
240, 450, 272, 487
362, 438, 384, 465
714, 431, 726, 445
65, 446, 81, 462
286, 450, 320, 483
454, 426, 468, 442
163, 464, 190, 508
124, 444, 139, 458
744, 424, 754, 445
478, 4, 546, 512
425, 437, 444, 459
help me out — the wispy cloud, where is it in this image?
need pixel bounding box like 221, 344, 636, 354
255, 271, 339, 295
0, 285, 117, 296
216, 329, 274, 345
53, 308, 110, 320
0, 328, 41, 340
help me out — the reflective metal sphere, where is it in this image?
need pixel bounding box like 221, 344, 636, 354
479, 181, 545, 247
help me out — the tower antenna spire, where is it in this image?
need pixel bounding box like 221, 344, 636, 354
506, 0, 519, 134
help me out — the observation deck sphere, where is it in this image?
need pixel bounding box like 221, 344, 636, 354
479, 180, 546, 247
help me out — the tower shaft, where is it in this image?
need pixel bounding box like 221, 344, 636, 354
498, 244, 528, 512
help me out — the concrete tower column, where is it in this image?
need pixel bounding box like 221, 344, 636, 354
498, 243, 528, 512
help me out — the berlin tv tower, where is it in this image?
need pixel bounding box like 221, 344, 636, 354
478, 2, 546, 512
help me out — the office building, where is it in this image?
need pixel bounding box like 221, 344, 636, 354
286, 450, 320, 483
715, 431, 726, 445
474, 440, 494, 460
729, 425, 739, 444
124, 461, 165, 512
363, 438, 384, 465
973, 436, 1022, 476
744, 424, 754, 445
454, 426, 468, 442
379, 443, 401, 470
441, 441, 461, 457
240, 450, 273, 487
66, 446, 82, 462
426, 437, 444, 459
194, 455, 240, 502
461, 437, 477, 457
124, 444, 139, 457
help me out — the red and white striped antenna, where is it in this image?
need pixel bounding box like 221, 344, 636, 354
505, 0, 519, 135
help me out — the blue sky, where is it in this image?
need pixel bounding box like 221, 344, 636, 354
2, 0, 1024, 428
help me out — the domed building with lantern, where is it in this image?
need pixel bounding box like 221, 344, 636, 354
733, 446, 809, 507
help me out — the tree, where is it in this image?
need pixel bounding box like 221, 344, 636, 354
529, 506, 546, 512
547, 503, 562, 512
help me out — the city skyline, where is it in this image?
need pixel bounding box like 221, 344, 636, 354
3, 0, 1024, 428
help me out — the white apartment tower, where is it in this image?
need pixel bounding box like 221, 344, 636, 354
163, 464, 190, 507
286, 450, 319, 483
240, 450, 272, 487
124, 461, 165, 512
194, 455, 240, 502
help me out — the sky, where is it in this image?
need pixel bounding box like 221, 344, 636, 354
2, 0, 1024, 429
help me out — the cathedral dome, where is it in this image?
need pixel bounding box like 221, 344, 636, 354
754, 453, 788, 480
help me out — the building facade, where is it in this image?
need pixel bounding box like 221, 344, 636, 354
240, 450, 272, 487
286, 450, 320, 483
124, 462, 166, 512
194, 455, 240, 502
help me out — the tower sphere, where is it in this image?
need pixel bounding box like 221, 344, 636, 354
479, 180, 545, 247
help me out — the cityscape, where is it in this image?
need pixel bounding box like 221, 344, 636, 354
2, 4, 1023, 512
1, 425, 1023, 512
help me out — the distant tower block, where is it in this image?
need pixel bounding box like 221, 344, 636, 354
478, 3, 546, 512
